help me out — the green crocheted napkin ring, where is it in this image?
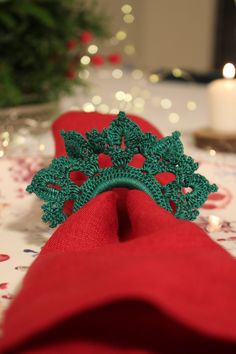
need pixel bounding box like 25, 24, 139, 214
26, 111, 217, 227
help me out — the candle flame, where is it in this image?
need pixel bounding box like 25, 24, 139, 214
223, 63, 235, 79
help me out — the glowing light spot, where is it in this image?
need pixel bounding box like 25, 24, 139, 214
124, 93, 133, 102
83, 102, 95, 112
0, 150, 4, 157
78, 70, 90, 79
92, 95, 102, 105
223, 63, 235, 79
116, 31, 127, 41
123, 14, 134, 24
124, 44, 135, 56
209, 149, 216, 156
208, 215, 222, 231
87, 44, 98, 54
149, 74, 160, 83
112, 69, 123, 79
132, 69, 143, 80
168, 113, 180, 124
115, 91, 126, 101
187, 100, 197, 111
80, 56, 91, 65
172, 68, 183, 77
2, 140, 8, 147
161, 98, 172, 110
121, 4, 132, 14
39, 144, 45, 152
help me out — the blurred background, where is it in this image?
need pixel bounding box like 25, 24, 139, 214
101, 0, 218, 72
100, 0, 235, 72
98, 0, 236, 77
0, 0, 235, 154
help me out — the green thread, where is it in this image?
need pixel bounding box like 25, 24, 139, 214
26, 111, 218, 227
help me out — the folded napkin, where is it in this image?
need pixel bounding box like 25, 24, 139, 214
1, 112, 236, 354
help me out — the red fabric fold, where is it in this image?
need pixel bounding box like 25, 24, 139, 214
1, 112, 236, 354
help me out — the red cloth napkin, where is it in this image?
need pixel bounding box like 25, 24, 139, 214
1, 112, 236, 354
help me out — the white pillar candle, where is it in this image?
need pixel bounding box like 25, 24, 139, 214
208, 63, 236, 133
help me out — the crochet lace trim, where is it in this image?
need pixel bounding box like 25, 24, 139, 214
27, 111, 217, 227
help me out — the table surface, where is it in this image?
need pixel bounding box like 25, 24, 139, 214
1, 68, 236, 321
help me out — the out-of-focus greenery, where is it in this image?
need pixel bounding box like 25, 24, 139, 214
0, 0, 110, 107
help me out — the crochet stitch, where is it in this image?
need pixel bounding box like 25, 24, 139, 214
27, 111, 217, 227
